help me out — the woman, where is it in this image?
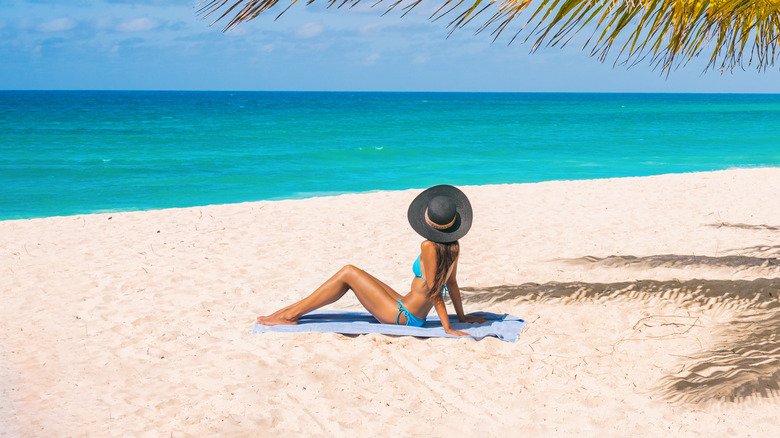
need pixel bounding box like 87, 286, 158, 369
256, 185, 487, 336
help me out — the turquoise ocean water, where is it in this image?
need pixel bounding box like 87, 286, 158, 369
1, 91, 779, 220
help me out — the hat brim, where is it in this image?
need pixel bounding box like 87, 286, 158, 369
407, 185, 472, 243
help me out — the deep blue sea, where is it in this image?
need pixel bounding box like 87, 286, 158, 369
1, 90, 779, 220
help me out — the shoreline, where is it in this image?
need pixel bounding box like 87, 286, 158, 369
3, 166, 778, 223
2, 168, 779, 435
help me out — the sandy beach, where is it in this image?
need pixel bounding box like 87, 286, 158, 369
2, 168, 779, 436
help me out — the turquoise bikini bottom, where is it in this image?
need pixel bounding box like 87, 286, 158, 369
395, 300, 426, 327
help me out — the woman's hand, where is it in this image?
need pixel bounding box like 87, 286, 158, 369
459, 314, 488, 324
444, 328, 470, 336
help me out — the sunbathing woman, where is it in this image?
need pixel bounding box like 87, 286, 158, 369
256, 184, 487, 336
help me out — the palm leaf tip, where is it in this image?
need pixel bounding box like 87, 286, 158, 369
196, 0, 780, 73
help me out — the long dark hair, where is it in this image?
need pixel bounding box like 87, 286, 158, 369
429, 241, 459, 304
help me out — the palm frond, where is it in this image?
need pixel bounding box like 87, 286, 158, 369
196, 0, 780, 72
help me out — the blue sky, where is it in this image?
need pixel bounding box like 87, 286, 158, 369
1, 0, 778, 92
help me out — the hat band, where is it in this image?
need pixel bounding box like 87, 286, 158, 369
425, 209, 456, 230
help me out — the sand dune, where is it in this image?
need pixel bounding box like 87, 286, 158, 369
2, 168, 779, 436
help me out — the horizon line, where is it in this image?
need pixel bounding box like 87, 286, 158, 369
3, 89, 780, 96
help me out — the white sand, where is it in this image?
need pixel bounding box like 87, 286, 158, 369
2, 168, 779, 436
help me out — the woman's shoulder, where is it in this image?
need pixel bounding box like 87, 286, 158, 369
420, 240, 436, 252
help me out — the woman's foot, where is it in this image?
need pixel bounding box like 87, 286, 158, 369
256, 313, 299, 325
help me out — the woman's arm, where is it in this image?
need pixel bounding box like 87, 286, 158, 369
421, 241, 469, 336
446, 261, 467, 321
433, 296, 469, 336
446, 260, 488, 324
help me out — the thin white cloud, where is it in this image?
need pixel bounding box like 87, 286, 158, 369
94, 16, 115, 31
117, 17, 159, 32
295, 22, 323, 39
37, 17, 78, 32
360, 22, 404, 36
412, 54, 429, 64
365, 53, 380, 65
104, 0, 168, 4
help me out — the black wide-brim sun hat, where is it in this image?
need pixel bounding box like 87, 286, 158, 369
407, 185, 473, 243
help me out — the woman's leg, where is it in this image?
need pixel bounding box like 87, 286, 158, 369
257, 265, 403, 325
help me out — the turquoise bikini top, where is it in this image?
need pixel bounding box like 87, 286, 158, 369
413, 254, 449, 298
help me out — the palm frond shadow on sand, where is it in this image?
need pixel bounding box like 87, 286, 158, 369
562, 253, 780, 270
659, 310, 780, 403
708, 222, 780, 232
462, 278, 780, 404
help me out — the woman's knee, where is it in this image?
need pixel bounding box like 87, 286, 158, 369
338, 264, 361, 278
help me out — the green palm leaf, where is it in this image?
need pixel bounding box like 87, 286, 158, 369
196, 0, 780, 72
